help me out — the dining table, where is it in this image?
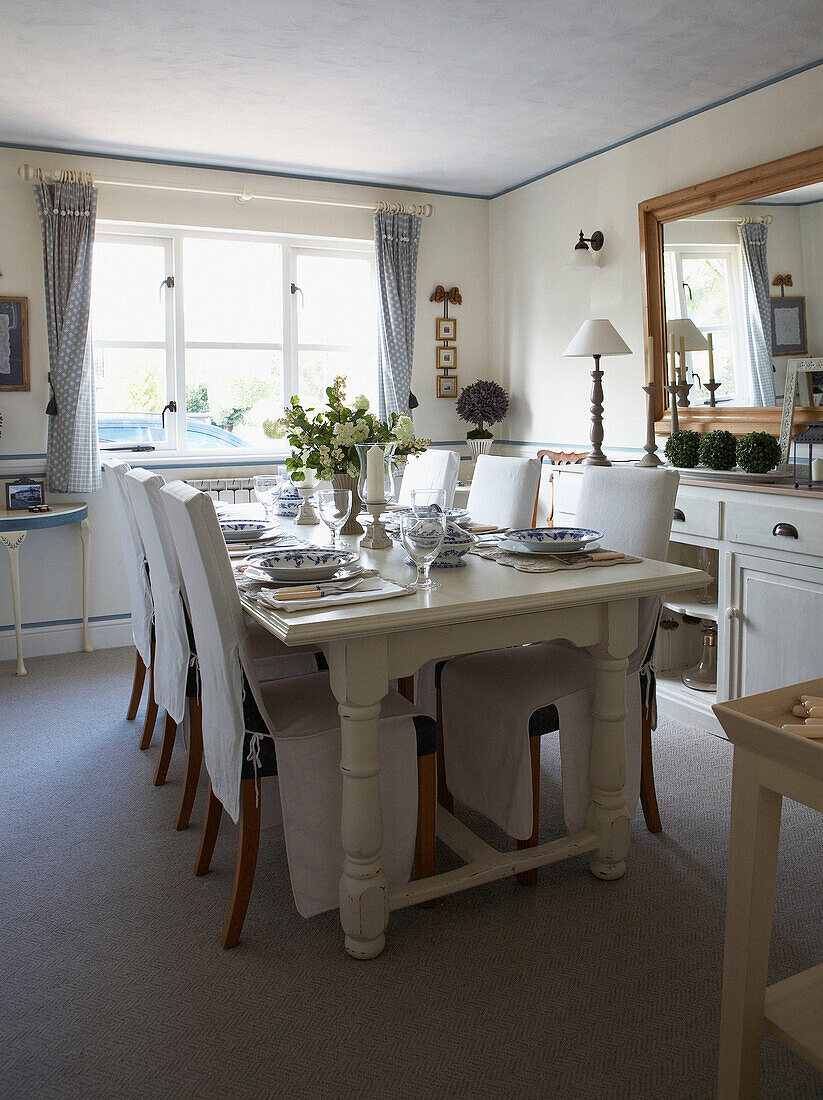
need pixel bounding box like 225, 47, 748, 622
235, 507, 707, 959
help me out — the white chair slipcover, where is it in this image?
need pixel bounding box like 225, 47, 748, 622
397, 449, 460, 508
441, 466, 680, 837
466, 454, 541, 528
160, 479, 424, 917
105, 461, 153, 667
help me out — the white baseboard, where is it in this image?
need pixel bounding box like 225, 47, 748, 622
656, 673, 723, 735
0, 616, 133, 663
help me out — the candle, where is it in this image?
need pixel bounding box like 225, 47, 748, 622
366, 444, 385, 503
669, 333, 677, 387
678, 336, 686, 384
707, 332, 715, 384
301, 467, 316, 489
812, 458, 823, 483
645, 334, 654, 385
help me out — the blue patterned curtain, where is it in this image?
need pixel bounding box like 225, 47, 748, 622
738, 223, 776, 407
374, 212, 421, 421
34, 180, 101, 493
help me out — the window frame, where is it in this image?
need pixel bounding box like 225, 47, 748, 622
94, 221, 377, 459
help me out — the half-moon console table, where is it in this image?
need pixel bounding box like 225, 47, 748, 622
0, 503, 91, 676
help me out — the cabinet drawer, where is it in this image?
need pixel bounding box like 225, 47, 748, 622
671, 492, 721, 540
726, 500, 823, 556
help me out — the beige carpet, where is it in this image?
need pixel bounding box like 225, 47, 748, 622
1, 647, 822, 1099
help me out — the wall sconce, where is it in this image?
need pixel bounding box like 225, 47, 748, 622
565, 230, 604, 270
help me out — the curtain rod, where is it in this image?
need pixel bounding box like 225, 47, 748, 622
678, 214, 773, 225
17, 163, 434, 217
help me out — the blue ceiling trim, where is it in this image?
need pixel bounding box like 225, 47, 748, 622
490, 57, 823, 200
0, 612, 131, 633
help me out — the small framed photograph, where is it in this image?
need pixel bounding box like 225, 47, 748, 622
437, 374, 457, 398
5, 477, 45, 510
770, 296, 807, 356
437, 346, 457, 370
0, 297, 30, 392
436, 317, 457, 341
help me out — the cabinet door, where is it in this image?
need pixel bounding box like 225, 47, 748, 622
726, 552, 823, 699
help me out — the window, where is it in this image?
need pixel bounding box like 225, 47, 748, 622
92, 227, 377, 453
663, 245, 750, 405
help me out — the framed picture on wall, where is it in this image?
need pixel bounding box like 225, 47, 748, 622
437, 346, 457, 370
437, 374, 457, 398
0, 296, 30, 392
436, 317, 457, 341
5, 477, 45, 510
771, 296, 807, 356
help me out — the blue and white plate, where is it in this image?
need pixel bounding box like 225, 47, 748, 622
243, 559, 364, 585
220, 518, 280, 543
504, 527, 602, 553
242, 547, 360, 582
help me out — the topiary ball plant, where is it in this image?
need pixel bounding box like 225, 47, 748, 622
456, 379, 509, 439
736, 431, 782, 474
664, 429, 701, 468
698, 429, 737, 471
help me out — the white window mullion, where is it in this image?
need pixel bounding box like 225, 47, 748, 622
171, 233, 187, 451
283, 245, 299, 400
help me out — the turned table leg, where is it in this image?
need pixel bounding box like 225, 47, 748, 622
1, 531, 27, 676
328, 636, 391, 959
79, 517, 93, 652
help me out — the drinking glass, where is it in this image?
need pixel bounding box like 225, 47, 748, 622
410, 488, 447, 516
254, 473, 282, 524
316, 489, 352, 547
400, 508, 446, 590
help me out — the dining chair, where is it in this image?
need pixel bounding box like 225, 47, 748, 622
160, 479, 438, 946
531, 449, 589, 526
125, 468, 320, 825
437, 466, 680, 880
466, 454, 541, 529
396, 449, 461, 508
105, 461, 157, 748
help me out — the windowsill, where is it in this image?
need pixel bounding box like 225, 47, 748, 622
99, 447, 291, 469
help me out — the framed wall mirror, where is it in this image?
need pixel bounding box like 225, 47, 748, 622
639, 144, 823, 434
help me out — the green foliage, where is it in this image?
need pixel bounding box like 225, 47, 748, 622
186, 382, 210, 414
736, 432, 781, 474
664, 429, 701, 468
698, 429, 737, 471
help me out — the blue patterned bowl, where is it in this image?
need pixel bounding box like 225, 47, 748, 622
273, 481, 301, 518
505, 527, 602, 552
403, 521, 477, 568
244, 547, 360, 581
220, 519, 279, 542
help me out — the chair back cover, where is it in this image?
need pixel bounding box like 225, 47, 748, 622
575, 465, 680, 672
466, 454, 541, 528
104, 461, 153, 666
161, 480, 269, 823
397, 448, 460, 508
125, 470, 190, 724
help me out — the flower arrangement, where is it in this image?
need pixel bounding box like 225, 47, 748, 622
265, 376, 429, 482
456, 380, 509, 439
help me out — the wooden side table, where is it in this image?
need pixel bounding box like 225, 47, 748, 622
714, 678, 823, 1096
0, 502, 91, 675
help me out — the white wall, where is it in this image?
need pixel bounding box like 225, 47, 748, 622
0, 147, 490, 649
489, 65, 823, 451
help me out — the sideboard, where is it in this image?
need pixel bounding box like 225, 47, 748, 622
550, 466, 823, 733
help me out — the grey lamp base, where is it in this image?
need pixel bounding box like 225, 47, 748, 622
584, 454, 612, 467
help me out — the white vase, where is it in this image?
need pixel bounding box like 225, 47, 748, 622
467, 437, 493, 462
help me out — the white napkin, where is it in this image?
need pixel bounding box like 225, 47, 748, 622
254, 577, 413, 611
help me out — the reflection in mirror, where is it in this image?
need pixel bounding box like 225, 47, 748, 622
662, 181, 823, 410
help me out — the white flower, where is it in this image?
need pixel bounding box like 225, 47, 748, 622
333, 421, 357, 447
354, 418, 370, 443
393, 415, 414, 445
353, 394, 369, 411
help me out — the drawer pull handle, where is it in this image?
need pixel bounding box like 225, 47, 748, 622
673, 508, 686, 522
725, 607, 741, 620
772, 522, 798, 539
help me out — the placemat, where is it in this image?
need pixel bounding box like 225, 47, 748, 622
468, 545, 642, 572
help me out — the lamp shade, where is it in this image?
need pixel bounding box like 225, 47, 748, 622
666, 317, 708, 352
564, 246, 598, 271
563, 319, 631, 357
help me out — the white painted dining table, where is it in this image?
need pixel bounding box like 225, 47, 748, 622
237, 511, 707, 958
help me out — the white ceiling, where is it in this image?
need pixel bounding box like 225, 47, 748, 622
2, 0, 822, 197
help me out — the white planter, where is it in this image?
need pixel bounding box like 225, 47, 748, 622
467, 437, 493, 461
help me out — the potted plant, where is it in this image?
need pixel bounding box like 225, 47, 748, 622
265, 376, 429, 534
456, 379, 509, 461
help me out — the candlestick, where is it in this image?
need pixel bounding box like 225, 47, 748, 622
705, 381, 722, 407
359, 502, 393, 550
296, 485, 320, 525
365, 444, 385, 504
637, 382, 663, 467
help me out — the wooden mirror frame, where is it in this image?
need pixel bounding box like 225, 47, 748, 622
639, 143, 823, 435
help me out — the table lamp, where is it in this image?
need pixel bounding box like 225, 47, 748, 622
563, 319, 631, 466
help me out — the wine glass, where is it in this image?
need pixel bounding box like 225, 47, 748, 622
400, 508, 446, 591
316, 489, 352, 547
254, 473, 282, 525
410, 488, 447, 517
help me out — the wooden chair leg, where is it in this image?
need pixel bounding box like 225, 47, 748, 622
435, 688, 454, 813
195, 779, 223, 876
139, 637, 158, 750
153, 712, 178, 786
222, 777, 261, 949
517, 735, 541, 886
415, 754, 437, 907
640, 699, 663, 834
176, 697, 203, 831
126, 650, 146, 721
397, 676, 415, 703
